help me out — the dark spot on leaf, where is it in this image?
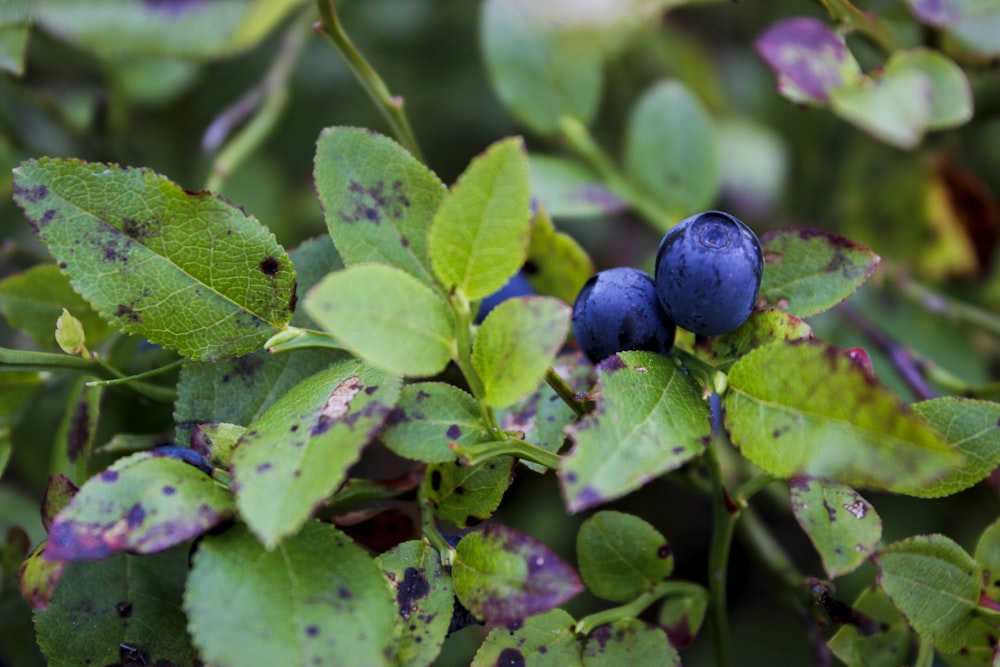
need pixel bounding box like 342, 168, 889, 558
13, 181, 47, 203
446, 424, 462, 440
339, 179, 410, 225
597, 354, 626, 373
290, 424, 299, 432
225, 354, 265, 387
563, 471, 577, 484
385, 408, 410, 426
259, 256, 280, 276
66, 400, 90, 463
591, 624, 612, 651
101, 470, 119, 482
823, 499, 837, 522
430, 470, 442, 491
142, 0, 206, 14
305, 625, 319, 637
162, 486, 175, 495
116, 601, 133, 618
40, 209, 57, 226
122, 218, 155, 240
657, 544, 672, 559
338, 587, 352, 599
396, 567, 430, 619
454, 486, 465, 495
365, 385, 378, 395
116, 304, 140, 324
126, 503, 146, 528
59, 262, 67, 268
494, 647, 526, 667
256, 463, 272, 473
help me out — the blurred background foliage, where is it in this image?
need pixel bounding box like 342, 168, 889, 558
1, 0, 999, 665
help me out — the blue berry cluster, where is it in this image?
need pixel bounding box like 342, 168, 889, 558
572, 210, 763, 364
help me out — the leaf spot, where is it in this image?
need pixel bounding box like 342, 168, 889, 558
396, 567, 430, 619
446, 424, 462, 440
312, 376, 364, 436
843, 500, 867, 519
67, 400, 91, 463
258, 256, 280, 276
339, 179, 410, 225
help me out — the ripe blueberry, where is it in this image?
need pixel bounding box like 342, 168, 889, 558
654, 210, 762, 336
572, 267, 676, 364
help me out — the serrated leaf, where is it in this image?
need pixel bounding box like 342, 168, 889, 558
314, 127, 444, 288
525, 205, 595, 304
44, 451, 233, 561
35, 0, 306, 60
472, 608, 582, 667
894, 398, 1000, 498
827, 587, 911, 667
874, 534, 982, 653
657, 586, 708, 649
34, 546, 197, 666
759, 228, 880, 318
561, 351, 710, 513
976, 517, 1000, 604
304, 263, 455, 377
703, 310, 813, 369
529, 155, 626, 219
12, 158, 296, 361
582, 619, 680, 667
481, 0, 603, 135
425, 457, 515, 528
0, 264, 114, 348
231, 359, 401, 547
789, 479, 881, 579
623, 80, 719, 227
376, 540, 453, 667
724, 340, 959, 493
473, 296, 571, 408
577, 511, 673, 603
381, 383, 492, 463
185, 521, 396, 667
429, 137, 532, 300
453, 524, 583, 626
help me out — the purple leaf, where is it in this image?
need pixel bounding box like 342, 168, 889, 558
908, 0, 962, 26
756, 17, 856, 103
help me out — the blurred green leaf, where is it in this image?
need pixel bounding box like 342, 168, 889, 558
429, 137, 531, 300
829, 66, 932, 150
525, 205, 595, 304
381, 382, 491, 463
908, 0, 1000, 56
45, 451, 234, 561
0, 0, 29, 76
185, 521, 396, 667
314, 127, 444, 289
35, 547, 196, 666
12, 159, 297, 361
304, 264, 455, 377
231, 359, 400, 548
577, 511, 673, 603
789, 479, 881, 579
561, 351, 709, 513
472, 608, 582, 667
874, 534, 983, 653
376, 540, 453, 667
18, 541, 64, 610
582, 619, 680, 666
725, 340, 959, 493
623, 80, 719, 225
425, 456, 515, 528
473, 296, 570, 408
49, 378, 101, 485
759, 229, 880, 318
288, 235, 344, 328
889, 49, 972, 130
529, 155, 625, 219
976, 516, 1000, 604
453, 524, 583, 626
827, 586, 911, 667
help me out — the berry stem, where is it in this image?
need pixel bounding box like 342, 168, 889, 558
450, 438, 562, 471
573, 580, 705, 636
418, 482, 457, 567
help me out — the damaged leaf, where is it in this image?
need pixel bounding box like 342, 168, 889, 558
380, 382, 492, 463
472, 608, 582, 666
424, 457, 516, 528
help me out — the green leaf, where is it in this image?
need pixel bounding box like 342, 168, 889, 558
874, 534, 982, 653
35, 0, 306, 61
472, 608, 582, 667
35, 547, 197, 667
582, 619, 680, 666
185, 521, 396, 667
49, 378, 101, 484
424, 457, 515, 528
703, 310, 813, 370
657, 586, 708, 649
888, 49, 972, 130
429, 137, 532, 299
827, 586, 912, 667
529, 155, 626, 219
0, 264, 114, 348
288, 234, 344, 329
724, 340, 959, 493
0, 370, 41, 434
473, 296, 571, 408
0, 0, 29, 76
18, 541, 65, 610
911, 0, 1000, 56
231, 359, 401, 547
895, 398, 1000, 498
829, 65, 933, 150
525, 205, 595, 304
12, 158, 296, 361
975, 516, 1000, 604
314, 127, 444, 289
789, 479, 881, 579
759, 229, 880, 318
174, 348, 348, 448
481, 0, 603, 135
376, 540, 454, 667
561, 351, 710, 513
41, 474, 79, 533
623, 80, 719, 225
304, 263, 455, 377
453, 524, 583, 625
577, 511, 673, 603
45, 451, 235, 561
381, 383, 492, 463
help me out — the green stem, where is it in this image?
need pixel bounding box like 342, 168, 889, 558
544, 366, 589, 417
733, 474, 778, 504
314, 0, 425, 162
574, 580, 704, 635
704, 432, 737, 667
450, 293, 501, 434
85, 358, 183, 388
818, 0, 901, 52
884, 264, 1000, 338
557, 116, 674, 232
418, 482, 456, 566
451, 438, 562, 470
671, 347, 724, 392
205, 10, 310, 191
913, 636, 935, 667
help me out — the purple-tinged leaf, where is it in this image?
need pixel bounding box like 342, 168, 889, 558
657, 586, 708, 649
582, 619, 680, 666
472, 608, 582, 666
909, 0, 962, 25
41, 474, 79, 533
452, 524, 583, 626
44, 451, 234, 561
18, 541, 65, 610
755, 17, 861, 103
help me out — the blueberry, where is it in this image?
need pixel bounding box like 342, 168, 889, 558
475, 271, 534, 324
654, 210, 762, 336
572, 267, 676, 364
152, 445, 213, 475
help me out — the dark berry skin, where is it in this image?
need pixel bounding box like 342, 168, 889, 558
572, 267, 676, 364
654, 210, 763, 336
475, 271, 534, 324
